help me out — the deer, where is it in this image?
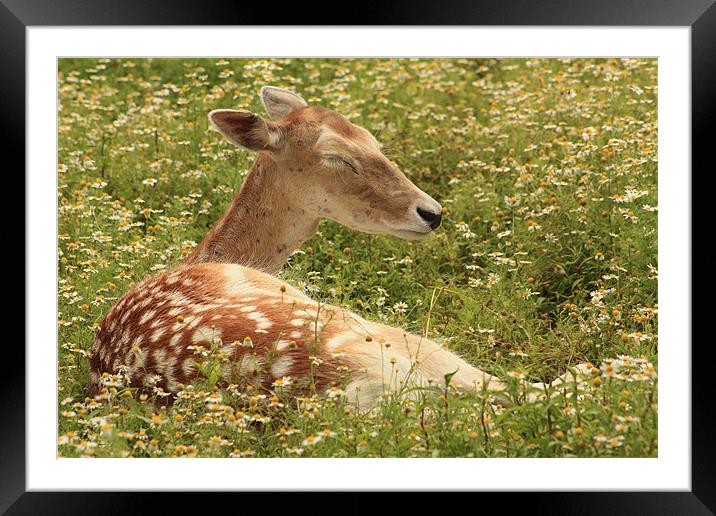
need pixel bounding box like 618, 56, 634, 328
89, 86, 591, 409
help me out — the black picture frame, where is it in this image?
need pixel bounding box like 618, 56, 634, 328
5, 0, 710, 513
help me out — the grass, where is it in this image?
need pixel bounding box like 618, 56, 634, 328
57, 57, 658, 458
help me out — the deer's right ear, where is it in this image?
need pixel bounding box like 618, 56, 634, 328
260, 86, 308, 120
208, 110, 281, 152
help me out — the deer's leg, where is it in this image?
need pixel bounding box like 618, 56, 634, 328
331, 313, 594, 409
336, 318, 506, 409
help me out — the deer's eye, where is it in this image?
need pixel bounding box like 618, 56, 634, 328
325, 156, 359, 174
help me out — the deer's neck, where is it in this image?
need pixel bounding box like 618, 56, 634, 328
183, 155, 318, 274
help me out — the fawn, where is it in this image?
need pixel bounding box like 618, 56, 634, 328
89, 87, 589, 408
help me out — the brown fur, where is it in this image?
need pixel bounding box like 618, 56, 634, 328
90, 264, 356, 399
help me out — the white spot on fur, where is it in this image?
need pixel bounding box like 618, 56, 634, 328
238, 353, 262, 376
133, 347, 146, 370
270, 355, 293, 378
193, 304, 218, 313
154, 348, 169, 367
169, 292, 192, 306
120, 309, 133, 325
139, 309, 156, 325
220, 343, 238, 356
119, 327, 132, 347
193, 326, 222, 344
182, 359, 197, 378
172, 314, 201, 332
185, 315, 201, 329
150, 327, 167, 343
164, 354, 179, 391
275, 339, 291, 351
138, 297, 153, 310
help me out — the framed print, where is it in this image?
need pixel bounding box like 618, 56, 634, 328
5, 0, 712, 513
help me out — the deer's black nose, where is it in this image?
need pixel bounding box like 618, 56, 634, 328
417, 207, 443, 230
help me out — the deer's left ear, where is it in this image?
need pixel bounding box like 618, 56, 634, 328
209, 110, 282, 153
260, 86, 308, 120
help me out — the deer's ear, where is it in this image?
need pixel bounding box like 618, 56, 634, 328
260, 86, 308, 120
208, 110, 281, 152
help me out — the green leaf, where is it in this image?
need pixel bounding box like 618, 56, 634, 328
444, 368, 460, 386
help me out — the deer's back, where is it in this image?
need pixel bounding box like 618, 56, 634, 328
89, 263, 355, 398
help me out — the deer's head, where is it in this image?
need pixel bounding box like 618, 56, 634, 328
209, 87, 443, 240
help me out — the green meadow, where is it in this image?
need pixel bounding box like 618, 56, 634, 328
58, 58, 658, 457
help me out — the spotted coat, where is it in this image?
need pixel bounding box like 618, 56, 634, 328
90, 263, 355, 399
